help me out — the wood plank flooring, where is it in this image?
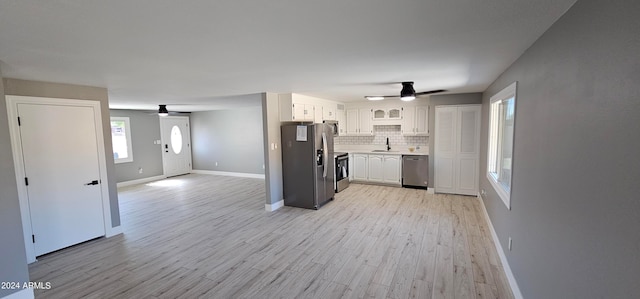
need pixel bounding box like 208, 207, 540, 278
29, 174, 514, 299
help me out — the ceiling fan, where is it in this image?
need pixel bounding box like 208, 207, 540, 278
155, 105, 191, 116
365, 82, 446, 101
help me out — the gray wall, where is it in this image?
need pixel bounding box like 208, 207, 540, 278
191, 107, 265, 174
109, 109, 163, 182
428, 93, 483, 187
479, 0, 640, 297
3, 78, 121, 227
262, 92, 283, 205
0, 69, 31, 298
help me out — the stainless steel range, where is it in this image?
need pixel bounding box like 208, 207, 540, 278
334, 152, 349, 193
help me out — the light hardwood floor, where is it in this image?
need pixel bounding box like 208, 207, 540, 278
29, 174, 514, 299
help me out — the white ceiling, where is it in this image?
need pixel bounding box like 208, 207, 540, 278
0, 0, 576, 111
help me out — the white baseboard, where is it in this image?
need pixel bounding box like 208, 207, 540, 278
427, 187, 435, 194
477, 195, 524, 299
116, 175, 165, 188
192, 169, 265, 179
2, 288, 34, 299
265, 200, 284, 212
105, 225, 123, 237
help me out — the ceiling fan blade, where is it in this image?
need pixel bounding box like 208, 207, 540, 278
415, 89, 446, 96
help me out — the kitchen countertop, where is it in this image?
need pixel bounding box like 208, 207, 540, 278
335, 146, 428, 156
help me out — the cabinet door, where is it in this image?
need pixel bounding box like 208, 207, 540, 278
382, 155, 401, 184
402, 106, 416, 135
373, 109, 386, 119
415, 106, 429, 135
388, 108, 402, 119
456, 106, 481, 196
312, 105, 322, 123
292, 103, 306, 121
346, 109, 359, 135
353, 154, 368, 180
336, 110, 346, 135
348, 153, 354, 180
358, 108, 372, 135
368, 155, 383, 182
323, 104, 336, 121
434, 106, 457, 194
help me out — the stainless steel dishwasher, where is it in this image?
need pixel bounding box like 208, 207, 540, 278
402, 155, 428, 189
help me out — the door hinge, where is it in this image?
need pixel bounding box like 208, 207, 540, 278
32, 235, 35, 243
17, 117, 21, 126
25, 177, 29, 186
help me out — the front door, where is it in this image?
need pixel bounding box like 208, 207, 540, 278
160, 116, 192, 177
18, 103, 105, 256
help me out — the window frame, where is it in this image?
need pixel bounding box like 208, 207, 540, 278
110, 116, 134, 164
487, 81, 517, 209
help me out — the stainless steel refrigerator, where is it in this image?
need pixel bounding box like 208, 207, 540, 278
281, 123, 335, 209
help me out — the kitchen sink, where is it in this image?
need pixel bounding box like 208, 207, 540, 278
371, 150, 398, 152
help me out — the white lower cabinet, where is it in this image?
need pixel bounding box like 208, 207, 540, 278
353, 153, 401, 185
382, 155, 401, 184
368, 155, 384, 182
353, 154, 368, 181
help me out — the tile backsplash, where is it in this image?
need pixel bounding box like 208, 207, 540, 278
335, 125, 428, 146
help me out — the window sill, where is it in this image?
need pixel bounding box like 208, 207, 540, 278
487, 173, 511, 210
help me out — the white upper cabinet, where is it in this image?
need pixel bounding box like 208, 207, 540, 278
323, 103, 337, 121
345, 108, 373, 135
279, 93, 343, 123
402, 105, 429, 136
372, 107, 402, 122
336, 105, 346, 135
359, 108, 373, 135
279, 94, 314, 122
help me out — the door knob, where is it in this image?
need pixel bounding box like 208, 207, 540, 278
85, 180, 99, 186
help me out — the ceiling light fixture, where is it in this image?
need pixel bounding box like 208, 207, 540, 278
365, 96, 385, 101
400, 81, 416, 101
158, 105, 169, 116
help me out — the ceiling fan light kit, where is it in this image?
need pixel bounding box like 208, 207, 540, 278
158, 105, 169, 116
365, 81, 444, 101
400, 81, 416, 101
365, 96, 385, 101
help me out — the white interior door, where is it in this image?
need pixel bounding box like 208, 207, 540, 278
160, 116, 192, 177
18, 103, 105, 256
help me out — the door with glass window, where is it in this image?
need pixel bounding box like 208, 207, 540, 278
160, 116, 192, 177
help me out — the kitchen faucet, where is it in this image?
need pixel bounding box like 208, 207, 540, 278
386, 137, 391, 151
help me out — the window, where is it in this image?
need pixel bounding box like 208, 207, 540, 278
488, 82, 517, 209
111, 117, 133, 163
170, 125, 183, 154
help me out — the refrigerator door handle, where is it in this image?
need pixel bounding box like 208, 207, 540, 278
322, 132, 328, 178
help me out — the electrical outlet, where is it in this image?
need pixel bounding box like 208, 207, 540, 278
215, 162, 218, 167
508, 237, 513, 251
138, 167, 143, 174
481, 189, 486, 196
262, 164, 265, 169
